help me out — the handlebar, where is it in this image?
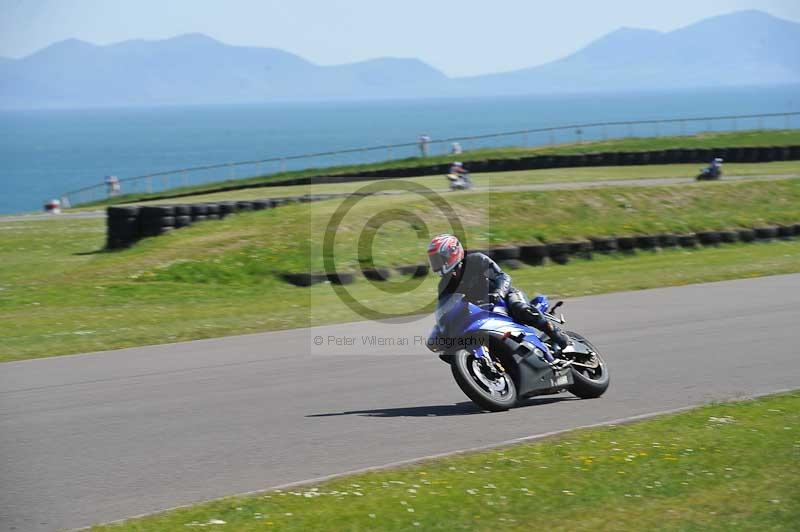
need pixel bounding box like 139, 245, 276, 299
542, 311, 565, 324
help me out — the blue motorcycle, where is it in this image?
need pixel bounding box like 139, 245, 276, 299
428, 294, 609, 411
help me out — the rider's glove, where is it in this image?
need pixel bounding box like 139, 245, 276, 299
488, 292, 502, 305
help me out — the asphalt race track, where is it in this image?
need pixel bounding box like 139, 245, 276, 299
1, 274, 799, 531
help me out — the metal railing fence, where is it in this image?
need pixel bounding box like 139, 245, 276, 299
60, 111, 800, 207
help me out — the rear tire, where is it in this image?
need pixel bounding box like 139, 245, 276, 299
450, 349, 517, 412
565, 332, 610, 399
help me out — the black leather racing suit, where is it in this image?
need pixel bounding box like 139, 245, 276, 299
438, 252, 569, 349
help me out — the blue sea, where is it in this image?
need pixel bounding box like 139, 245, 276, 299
1, 84, 798, 214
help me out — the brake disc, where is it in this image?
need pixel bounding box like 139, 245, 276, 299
471, 360, 507, 393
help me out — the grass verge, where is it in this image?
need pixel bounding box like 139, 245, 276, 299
79, 129, 800, 207
4, 178, 800, 362
4, 177, 800, 362
144, 177, 800, 275
90, 390, 800, 531
2, 213, 800, 362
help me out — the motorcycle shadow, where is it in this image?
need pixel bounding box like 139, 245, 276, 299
307, 396, 574, 418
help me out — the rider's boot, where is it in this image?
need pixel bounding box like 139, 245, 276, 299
545, 323, 571, 368
544, 322, 569, 349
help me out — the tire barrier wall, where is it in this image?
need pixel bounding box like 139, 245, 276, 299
281, 223, 800, 286
103, 144, 800, 204
343, 144, 800, 181
105, 194, 337, 249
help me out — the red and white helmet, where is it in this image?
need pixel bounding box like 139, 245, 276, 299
428, 234, 464, 275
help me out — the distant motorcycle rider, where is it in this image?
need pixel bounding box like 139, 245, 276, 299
709, 157, 723, 175
427, 234, 570, 355
448, 161, 469, 179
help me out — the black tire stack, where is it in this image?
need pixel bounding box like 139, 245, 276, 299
190, 203, 208, 222
519, 244, 548, 266
396, 264, 429, 277
105, 194, 325, 250
206, 203, 221, 220
174, 204, 192, 228
106, 206, 140, 249
139, 205, 176, 237
219, 201, 238, 218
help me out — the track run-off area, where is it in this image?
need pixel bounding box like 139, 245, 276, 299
1, 273, 798, 530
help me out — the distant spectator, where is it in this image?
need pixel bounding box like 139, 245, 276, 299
44, 198, 61, 214
419, 134, 431, 157
451, 142, 463, 155
105, 175, 121, 197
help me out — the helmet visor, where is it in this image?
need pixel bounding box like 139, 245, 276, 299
428, 251, 446, 275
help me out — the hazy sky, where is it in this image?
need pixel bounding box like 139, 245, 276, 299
2, 0, 799, 76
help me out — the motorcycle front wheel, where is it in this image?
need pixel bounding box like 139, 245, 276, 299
450, 349, 517, 412
565, 332, 610, 399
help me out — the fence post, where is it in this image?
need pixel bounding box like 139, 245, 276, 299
281, 158, 286, 173
388, 147, 392, 160
549, 130, 554, 145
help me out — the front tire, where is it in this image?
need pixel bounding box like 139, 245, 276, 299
450, 349, 517, 412
565, 332, 610, 399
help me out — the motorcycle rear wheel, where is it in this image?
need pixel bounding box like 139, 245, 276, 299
450, 349, 517, 412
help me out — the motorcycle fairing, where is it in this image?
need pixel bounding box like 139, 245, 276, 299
433, 294, 572, 397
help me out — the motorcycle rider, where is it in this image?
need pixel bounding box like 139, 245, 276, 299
710, 157, 723, 175
447, 161, 471, 189
427, 234, 571, 358
701, 157, 723, 178
449, 161, 469, 179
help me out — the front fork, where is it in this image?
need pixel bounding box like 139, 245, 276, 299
472, 345, 507, 375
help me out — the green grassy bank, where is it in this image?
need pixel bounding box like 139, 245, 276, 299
2, 215, 799, 361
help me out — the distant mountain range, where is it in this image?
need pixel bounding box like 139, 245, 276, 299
460, 10, 800, 95
1, 10, 798, 109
